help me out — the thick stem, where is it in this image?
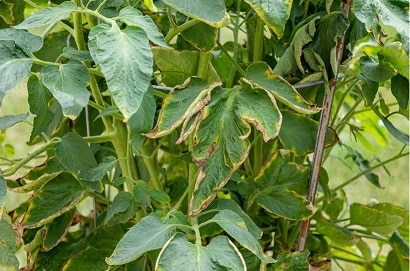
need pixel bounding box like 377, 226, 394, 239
140, 144, 163, 192
164, 19, 200, 44
298, 0, 352, 252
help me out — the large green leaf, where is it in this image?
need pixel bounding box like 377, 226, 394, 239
210, 209, 274, 263
88, 24, 153, 120
359, 55, 397, 82
22, 173, 84, 228
350, 203, 403, 236
106, 215, 176, 265
14, 1, 76, 29
0, 40, 32, 105
279, 111, 338, 156
379, 42, 409, 79
41, 60, 90, 120
273, 250, 310, 271
244, 62, 320, 114
391, 74, 409, 110
156, 233, 246, 270
181, 22, 217, 51
353, 0, 409, 51
0, 28, 42, 52
190, 84, 281, 214
243, 0, 292, 37
316, 220, 359, 246
162, 0, 229, 27
27, 75, 54, 142
0, 213, 15, 251
42, 209, 75, 251
373, 203, 409, 242
253, 152, 312, 220
117, 6, 168, 47
0, 243, 18, 271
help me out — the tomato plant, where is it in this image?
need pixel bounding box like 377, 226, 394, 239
0, 0, 408, 270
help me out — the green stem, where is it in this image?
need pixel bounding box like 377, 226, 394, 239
226, 1, 242, 88
74, 8, 115, 25
197, 52, 211, 79
216, 41, 246, 77
140, 144, 163, 192
253, 17, 264, 62
2, 138, 57, 176
32, 58, 59, 67
83, 133, 114, 143
164, 19, 200, 44
192, 216, 202, 246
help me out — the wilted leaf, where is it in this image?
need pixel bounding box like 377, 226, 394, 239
106, 215, 176, 265
14, 1, 76, 29
88, 24, 153, 120
162, 0, 229, 27
0, 40, 32, 105
41, 60, 90, 120
273, 250, 310, 271
244, 0, 291, 37
22, 173, 84, 228
350, 203, 403, 236
155, 234, 246, 270
42, 209, 75, 251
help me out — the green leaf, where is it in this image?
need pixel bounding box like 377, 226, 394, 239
152, 48, 219, 86
22, 173, 84, 227
390, 231, 409, 263
0, 176, 5, 207
61, 47, 93, 61
379, 42, 409, 79
243, 0, 292, 37
359, 55, 397, 82
350, 203, 403, 236
88, 24, 153, 120
273, 250, 310, 271
27, 75, 54, 142
274, 17, 319, 76
373, 203, 409, 242
190, 85, 281, 214
156, 233, 246, 270
129, 87, 156, 151
360, 75, 379, 106
347, 149, 382, 188
162, 0, 229, 27
0, 40, 32, 105
79, 156, 116, 182
146, 78, 219, 139
118, 6, 168, 47
279, 111, 338, 156
41, 60, 90, 120
353, 0, 409, 51
0, 0, 24, 27
372, 107, 409, 145
105, 191, 138, 227
150, 190, 171, 205
106, 215, 176, 265
211, 209, 274, 263
0, 28, 43, 52
0, 243, 19, 271
14, 1, 77, 29
133, 180, 151, 208
0, 213, 16, 251
181, 22, 217, 51
391, 74, 409, 109
316, 221, 359, 246
244, 62, 320, 114
0, 112, 29, 130
42, 209, 75, 251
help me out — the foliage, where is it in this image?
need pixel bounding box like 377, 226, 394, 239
0, 0, 408, 270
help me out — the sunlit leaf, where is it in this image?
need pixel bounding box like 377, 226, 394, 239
162, 0, 229, 27
350, 203, 403, 236
243, 0, 292, 37
14, 1, 76, 29
0, 243, 18, 271
359, 55, 397, 82
0, 28, 42, 52
22, 173, 84, 228
88, 24, 153, 120
273, 250, 310, 271
0, 112, 29, 130
0, 213, 15, 251
155, 233, 246, 270
0, 40, 32, 105
210, 209, 275, 263
379, 42, 409, 79
0, 176, 6, 207
244, 62, 320, 114
317, 221, 359, 246
373, 203, 409, 242
41, 60, 90, 120
106, 215, 176, 265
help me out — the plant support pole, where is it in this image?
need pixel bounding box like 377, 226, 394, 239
298, 0, 352, 251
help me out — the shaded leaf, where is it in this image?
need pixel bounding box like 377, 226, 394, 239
155, 233, 246, 270
0, 112, 29, 130
373, 107, 409, 145
279, 111, 338, 156
346, 149, 382, 188
22, 173, 84, 228
181, 22, 217, 51
244, 62, 320, 114
27, 74, 54, 142
379, 42, 409, 79
105, 191, 138, 227
88, 24, 153, 120
0, 243, 18, 271
360, 75, 379, 106
0, 176, 5, 207
14, 1, 76, 29
42, 209, 75, 251
273, 250, 310, 271
359, 55, 397, 82
211, 209, 275, 263
41, 60, 90, 120
0, 40, 32, 105
118, 6, 168, 47
133, 180, 151, 208
106, 215, 176, 265
162, 0, 229, 27
79, 156, 116, 182
317, 221, 359, 246
391, 74, 409, 110
61, 47, 93, 61
0, 213, 16, 251
0, 28, 42, 52
350, 203, 403, 236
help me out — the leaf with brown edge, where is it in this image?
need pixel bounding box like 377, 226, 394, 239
244, 62, 321, 114
189, 83, 281, 215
